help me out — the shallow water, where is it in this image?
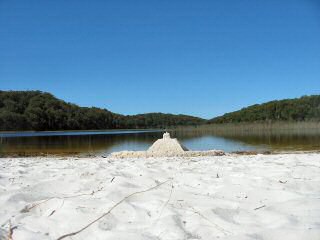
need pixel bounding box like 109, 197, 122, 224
1, 129, 320, 156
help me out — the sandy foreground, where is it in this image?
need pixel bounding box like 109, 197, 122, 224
0, 154, 319, 240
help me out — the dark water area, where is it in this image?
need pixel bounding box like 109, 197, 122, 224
1, 128, 320, 156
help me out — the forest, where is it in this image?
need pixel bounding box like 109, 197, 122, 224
0, 91, 205, 131
209, 95, 320, 124
0, 91, 319, 131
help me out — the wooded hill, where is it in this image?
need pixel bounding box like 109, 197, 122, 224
209, 95, 320, 124
0, 91, 319, 131
0, 91, 205, 131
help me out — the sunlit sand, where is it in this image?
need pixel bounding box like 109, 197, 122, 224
1, 152, 319, 240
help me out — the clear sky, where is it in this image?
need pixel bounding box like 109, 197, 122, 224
1, 0, 319, 119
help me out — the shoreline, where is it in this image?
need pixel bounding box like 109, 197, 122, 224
1, 149, 320, 158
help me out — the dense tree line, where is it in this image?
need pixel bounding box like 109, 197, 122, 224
1, 91, 319, 131
122, 113, 205, 129
0, 91, 205, 131
209, 95, 320, 124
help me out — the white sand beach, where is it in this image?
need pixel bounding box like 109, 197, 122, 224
0, 153, 319, 240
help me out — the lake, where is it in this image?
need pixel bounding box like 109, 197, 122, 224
1, 128, 320, 156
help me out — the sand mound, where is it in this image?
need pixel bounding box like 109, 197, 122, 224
111, 132, 224, 158
147, 132, 188, 154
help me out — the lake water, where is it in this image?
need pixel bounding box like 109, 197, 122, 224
1, 129, 320, 156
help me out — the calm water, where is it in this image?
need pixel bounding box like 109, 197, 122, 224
1, 129, 320, 156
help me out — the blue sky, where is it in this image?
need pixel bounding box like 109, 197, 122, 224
1, 0, 319, 119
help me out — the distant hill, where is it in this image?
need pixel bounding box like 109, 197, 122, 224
209, 95, 320, 124
123, 113, 205, 129
1, 91, 319, 131
0, 91, 205, 131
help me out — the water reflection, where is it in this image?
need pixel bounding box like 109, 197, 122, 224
172, 130, 320, 152
0, 131, 164, 156
0, 129, 320, 156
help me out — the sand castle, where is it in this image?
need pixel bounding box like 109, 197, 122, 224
147, 132, 189, 155
111, 132, 224, 158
